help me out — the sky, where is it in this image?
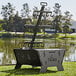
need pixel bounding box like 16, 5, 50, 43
0, 0, 76, 20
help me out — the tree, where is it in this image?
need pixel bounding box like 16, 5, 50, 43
1, 3, 15, 31
52, 3, 62, 33
21, 3, 30, 19
1, 3, 15, 20
51, 3, 63, 47
62, 11, 72, 37
0, 19, 5, 31
13, 11, 25, 32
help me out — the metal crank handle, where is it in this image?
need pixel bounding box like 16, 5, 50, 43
40, 2, 47, 6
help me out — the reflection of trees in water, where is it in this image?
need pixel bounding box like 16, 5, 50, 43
0, 38, 24, 64
0, 38, 76, 64
45, 38, 70, 49
46, 38, 76, 61
63, 38, 76, 61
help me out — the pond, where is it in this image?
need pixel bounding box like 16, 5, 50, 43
0, 38, 76, 65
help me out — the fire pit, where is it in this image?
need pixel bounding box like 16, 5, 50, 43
14, 2, 65, 73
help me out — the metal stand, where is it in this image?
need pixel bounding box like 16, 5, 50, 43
14, 2, 65, 73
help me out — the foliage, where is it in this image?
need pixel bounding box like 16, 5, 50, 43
13, 11, 25, 32
1, 33, 12, 38
62, 11, 72, 33
1, 3, 15, 20
1, 3, 15, 31
0, 2, 73, 34
51, 33, 59, 38
0, 24, 3, 31
62, 11, 72, 37
0, 3, 31, 32
51, 3, 63, 32
21, 3, 30, 18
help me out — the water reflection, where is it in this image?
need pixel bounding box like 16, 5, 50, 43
0, 38, 23, 65
0, 52, 4, 64
0, 38, 76, 65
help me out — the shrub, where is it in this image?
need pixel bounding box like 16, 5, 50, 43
2, 33, 12, 38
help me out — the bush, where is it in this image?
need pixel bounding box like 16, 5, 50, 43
51, 33, 59, 38
2, 33, 13, 38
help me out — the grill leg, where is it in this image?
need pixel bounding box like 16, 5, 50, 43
40, 66, 47, 73
15, 63, 22, 69
57, 64, 64, 71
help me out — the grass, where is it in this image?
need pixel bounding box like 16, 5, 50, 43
0, 62, 76, 76
56, 33, 76, 39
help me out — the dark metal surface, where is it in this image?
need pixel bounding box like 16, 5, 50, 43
14, 48, 65, 72
14, 48, 41, 66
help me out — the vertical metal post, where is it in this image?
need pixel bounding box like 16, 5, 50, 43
30, 2, 47, 49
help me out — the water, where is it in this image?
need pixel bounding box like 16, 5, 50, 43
0, 38, 76, 65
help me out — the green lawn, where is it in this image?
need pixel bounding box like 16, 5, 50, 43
0, 62, 76, 76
